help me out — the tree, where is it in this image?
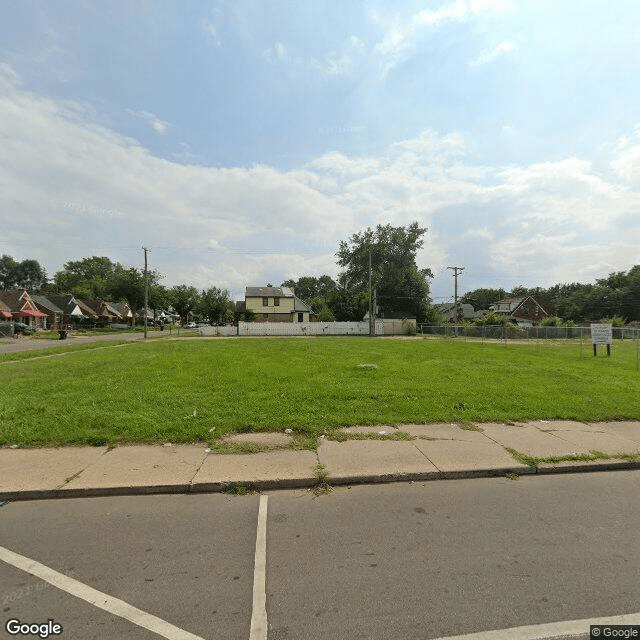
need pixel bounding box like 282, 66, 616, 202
281, 275, 337, 302
168, 285, 200, 322
0, 255, 47, 290
460, 288, 506, 311
52, 256, 122, 298
199, 287, 233, 324
0, 255, 17, 290
336, 222, 433, 321
108, 266, 162, 322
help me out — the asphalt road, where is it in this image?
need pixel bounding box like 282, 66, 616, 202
0, 331, 162, 355
1, 472, 639, 639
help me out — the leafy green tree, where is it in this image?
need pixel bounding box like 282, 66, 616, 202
281, 275, 337, 302
0, 255, 17, 290
168, 285, 201, 323
52, 256, 122, 298
0, 255, 47, 290
336, 222, 433, 321
199, 287, 233, 324
108, 266, 162, 322
473, 312, 509, 326
460, 288, 506, 311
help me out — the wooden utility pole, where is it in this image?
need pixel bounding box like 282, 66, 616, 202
143, 246, 149, 339
447, 266, 465, 324
368, 245, 374, 336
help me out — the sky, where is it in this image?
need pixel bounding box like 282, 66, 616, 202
1, 0, 640, 304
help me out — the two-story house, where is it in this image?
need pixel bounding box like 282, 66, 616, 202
244, 286, 313, 323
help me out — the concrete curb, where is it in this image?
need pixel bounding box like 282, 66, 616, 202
2, 460, 639, 502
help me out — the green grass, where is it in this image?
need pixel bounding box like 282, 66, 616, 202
0, 341, 132, 363
1, 337, 639, 447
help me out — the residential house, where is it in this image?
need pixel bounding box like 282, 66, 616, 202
490, 296, 554, 327
42, 295, 94, 327
244, 286, 313, 323
434, 302, 484, 323
0, 299, 11, 320
0, 290, 48, 328
111, 302, 134, 327
31, 295, 64, 330
79, 299, 124, 326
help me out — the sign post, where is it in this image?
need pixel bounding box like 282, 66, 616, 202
590, 323, 613, 356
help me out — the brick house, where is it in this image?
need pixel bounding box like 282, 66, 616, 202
31, 295, 65, 330
0, 290, 48, 328
490, 296, 554, 326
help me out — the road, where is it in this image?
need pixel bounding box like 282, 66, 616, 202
1, 471, 639, 639
0, 331, 168, 355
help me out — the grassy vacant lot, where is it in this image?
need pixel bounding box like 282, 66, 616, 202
1, 337, 639, 447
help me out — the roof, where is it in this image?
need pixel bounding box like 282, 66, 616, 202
0, 289, 33, 312
79, 299, 123, 319
74, 299, 99, 319
110, 302, 132, 316
31, 295, 65, 314
245, 286, 295, 298
41, 295, 83, 316
293, 297, 312, 312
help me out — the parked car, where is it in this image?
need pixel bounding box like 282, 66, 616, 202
12, 322, 36, 335
185, 322, 197, 328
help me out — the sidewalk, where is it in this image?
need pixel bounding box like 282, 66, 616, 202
1, 420, 640, 501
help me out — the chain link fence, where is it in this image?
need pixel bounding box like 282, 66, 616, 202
417, 324, 640, 342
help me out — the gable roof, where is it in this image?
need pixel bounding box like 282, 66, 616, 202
30, 295, 65, 314
41, 295, 84, 316
0, 289, 34, 312
74, 299, 99, 319
245, 286, 295, 298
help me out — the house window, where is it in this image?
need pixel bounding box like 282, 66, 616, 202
274, 297, 279, 306
263, 297, 268, 306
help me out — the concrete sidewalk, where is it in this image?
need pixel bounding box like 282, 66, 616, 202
2, 420, 640, 501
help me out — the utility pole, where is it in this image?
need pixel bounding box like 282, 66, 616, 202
447, 266, 465, 324
143, 246, 149, 339
368, 245, 373, 336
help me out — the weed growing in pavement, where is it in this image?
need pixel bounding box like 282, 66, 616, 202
326, 431, 414, 442
459, 422, 484, 432
505, 447, 640, 467
224, 485, 256, 496
311, 463, 332, 496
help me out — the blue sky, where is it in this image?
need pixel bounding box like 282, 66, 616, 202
1, 0, 640, 303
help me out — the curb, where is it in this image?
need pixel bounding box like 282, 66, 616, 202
2, 460, 639, 502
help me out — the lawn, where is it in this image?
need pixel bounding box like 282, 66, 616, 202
1, 336, 639, 447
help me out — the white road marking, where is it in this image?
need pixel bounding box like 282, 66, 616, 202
0, 545, 205, 640
249, 494, 268, 640
431, 611, 640, 640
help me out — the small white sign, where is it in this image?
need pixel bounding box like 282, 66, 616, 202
591, 323, 613, 345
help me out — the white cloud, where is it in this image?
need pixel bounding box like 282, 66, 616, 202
468, 40, 518, 67
373, 0, 515, 77
126, 109, 169, 135
1, 64, 639, 302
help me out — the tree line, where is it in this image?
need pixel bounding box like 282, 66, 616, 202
2, 224, 639, 325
